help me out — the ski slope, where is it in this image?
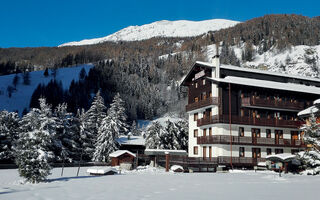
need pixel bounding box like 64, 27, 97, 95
59, 19, 239, 47
0, 64, 93, 115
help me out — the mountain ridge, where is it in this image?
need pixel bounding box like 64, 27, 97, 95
59, 19, 240, 47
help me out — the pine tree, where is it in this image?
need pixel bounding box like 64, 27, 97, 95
173, 120, 188, 151
108, 93, 128, 136
163, 120, 176, 149
302, 112, 320, 146
299, 112, 320, 170
0, 111, 19, 162
15, 101, 55, 183
130, 120, 141, 136
54, 103, 80, 162
145, 121, 163, 149
86, 90, 107, 136
78, 109, 94, 161
43, 68, 49, 77
92, 115, 118, 162
92, 93, 129, 161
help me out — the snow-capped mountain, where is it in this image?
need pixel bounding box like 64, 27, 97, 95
59, 19, 240, 47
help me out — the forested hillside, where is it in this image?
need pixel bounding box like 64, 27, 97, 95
1, 14, 320, 121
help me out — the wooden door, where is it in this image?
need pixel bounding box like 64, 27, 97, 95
203, 146, 207, 160
291, 131, 299, 146
275, 130, 280, 144
251, 129, 257, 144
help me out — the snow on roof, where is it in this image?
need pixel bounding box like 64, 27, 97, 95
196, 61, 320, 83
266, 153, 297, 162
207, 76, 320, 95
144, 149, 187, 156
109, 150, 136, 158
116, 135, 145, 146
87, 167, 118, 175
314, 99, 320, 105
298, 106, 319, 116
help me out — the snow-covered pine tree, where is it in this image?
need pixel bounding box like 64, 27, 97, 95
109, 93, 128, 136
83, 90, 107, 160
78, 109, 94, 161
163, 120, 176, 149
92, 115, 118, 162
131, 120, 141, 136
0, 111, 19, 163
299, 112, 320, 171
92, 93, 129, 161
173, 120, 188, 151
145, 121, 163, 149
15, 99, 55, 183
86, 90, 107, 136
301, 112, 320, 146
54, 103, 80, 162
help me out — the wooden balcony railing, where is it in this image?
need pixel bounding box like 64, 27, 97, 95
217, 156, 266, 165
197, 114, 302, 128
197, 135, 305, 147
156, 155, 266, 167
186, 97, 219, 112
241, 97, 305, 111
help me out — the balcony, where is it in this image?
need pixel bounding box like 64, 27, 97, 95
241, 97, 305, 111
186, 97, 219, 112
197, 135, 305, 147
197, 114, 302, 128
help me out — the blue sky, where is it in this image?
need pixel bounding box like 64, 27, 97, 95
0, 0, 318, 48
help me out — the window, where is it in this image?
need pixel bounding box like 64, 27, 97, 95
194, 113, 198, 121
202, 79, 206, 85
209, 92, 212, 97
252, 128, 261, 138
275, 149, 283, 154
239, 127, 244, 137
202, 92, 207, 100
194, 97, 199, 102
195, 82, 198, 88
193, 146, 198, 155
194, 129, 198, 137
266, 129, 271, 138
239, 147, 245, 157
209, 128, 212, 136
267, 148, 272, 155
203, 129, 207, 136
275, 130, 283, 139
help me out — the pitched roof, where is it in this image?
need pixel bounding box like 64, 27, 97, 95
207, 76, 320, 95
144, 149, 187, 156
116, 135, 145, 146
109, 150, 136, 158
196, 61, 320, 83
298, 106, 319, 117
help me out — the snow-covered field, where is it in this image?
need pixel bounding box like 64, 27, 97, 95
1, 167, 319, 200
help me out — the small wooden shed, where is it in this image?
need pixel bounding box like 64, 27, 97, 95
110, 150, 136, 167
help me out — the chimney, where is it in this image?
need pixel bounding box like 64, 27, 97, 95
212, 55, 220, 78
127, 132, 132, 140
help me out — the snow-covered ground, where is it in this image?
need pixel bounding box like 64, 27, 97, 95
59, 19, 239, 47
0, 167, 319, 200
0, 64, 93, 115
205, 43, 320, 78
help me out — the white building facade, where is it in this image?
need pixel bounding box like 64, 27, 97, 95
181, 56, 320, 167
